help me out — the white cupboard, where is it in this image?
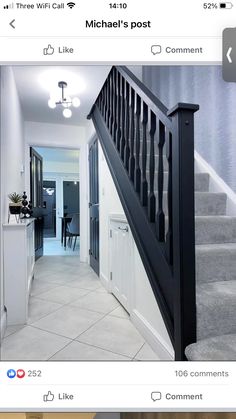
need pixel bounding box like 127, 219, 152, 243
3, 218, 35, 325
109, 215, 133, 313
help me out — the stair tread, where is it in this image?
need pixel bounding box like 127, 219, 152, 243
197, 280, 236, 340
185, 333, 236, 361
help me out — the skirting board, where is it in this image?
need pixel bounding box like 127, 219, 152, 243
131, 309, 174, 360
0, 309, 6, 342
100, 272, 111, 292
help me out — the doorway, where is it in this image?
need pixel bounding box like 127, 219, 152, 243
43, 180, 56, 238
31, 146, 80, 256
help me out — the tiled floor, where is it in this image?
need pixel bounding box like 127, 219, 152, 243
44, 238, 80, 256
1, 255, 159, 361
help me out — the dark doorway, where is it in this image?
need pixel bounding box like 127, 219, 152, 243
43, 180, 56, 238
63, 181, 80, 216
30, 147, 44, 260
89, 138, 99, 275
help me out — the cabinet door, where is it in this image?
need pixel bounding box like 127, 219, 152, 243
110, 221, 132, 313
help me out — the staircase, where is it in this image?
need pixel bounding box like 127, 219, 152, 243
88, 65, 236, 360
185, 179, 236, 360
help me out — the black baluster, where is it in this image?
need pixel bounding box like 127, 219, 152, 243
129, 87, 135, 182
109, 73, 113, 133
105, 80, 109, 126
106, 76, 110, 128
134, 94, 141, 194
156, 121, 165, 241
148, 111, 156, 222
120, 77, 126, 161
140, 101, 148, 206
165, 130, 173, 264
112, 69, 117, 142
101, 86, 105, 119
116, 71, 121, 152
124, 82, 130, 170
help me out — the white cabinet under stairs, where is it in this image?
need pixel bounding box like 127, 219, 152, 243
3, 218, 35, 325
109, 215, 133, 313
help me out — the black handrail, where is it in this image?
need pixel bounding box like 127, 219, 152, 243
88, 66, 199, 360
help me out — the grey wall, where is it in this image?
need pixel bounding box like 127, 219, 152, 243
142, 66, 236, 192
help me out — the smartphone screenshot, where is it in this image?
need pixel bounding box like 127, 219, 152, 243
0, 0, 236, 414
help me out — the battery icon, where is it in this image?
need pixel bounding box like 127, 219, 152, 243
220, 2, 233, 8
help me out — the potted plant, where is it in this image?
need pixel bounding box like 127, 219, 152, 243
8, 192, 22, 214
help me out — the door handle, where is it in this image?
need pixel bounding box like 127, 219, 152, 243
118, 226, 128, 232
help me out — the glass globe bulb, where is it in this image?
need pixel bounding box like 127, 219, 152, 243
48, 98, 56, 109
63, 108, 72, 118
72, 97, 81, 108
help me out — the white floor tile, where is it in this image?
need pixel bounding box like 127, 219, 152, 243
28, 297, 63, 323
44, 239, 80, 256
78, 315, 145, 358
70, 291, 119, 314
67, 277, 102, 291
30, 278, 60, 297
134, 343, 160, 360
3, 325, 25, 338
31, 305, 104, 339
36, 285, 90, 305
110, 305, 130, 319
1, 326, 70, 360
50, 340, 131, 361
3, 255, 153, 361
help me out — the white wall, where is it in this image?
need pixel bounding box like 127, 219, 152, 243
43, 160, 79, 174
98, 144, 174, 360
25, 121, 89, 263
0, 67, 25, 339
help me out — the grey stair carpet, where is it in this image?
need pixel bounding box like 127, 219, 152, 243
161, 192, 227, 216
185, 334, 236, 361
149, 172, 209, 192
197, 281, 236, 340
184, 165, 236, 360
195, 216, 236, 244
196, 243, 236, 283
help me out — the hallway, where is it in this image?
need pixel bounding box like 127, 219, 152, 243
1, 256, 159, 361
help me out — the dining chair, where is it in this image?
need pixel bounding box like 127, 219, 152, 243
67, 213, 80, 251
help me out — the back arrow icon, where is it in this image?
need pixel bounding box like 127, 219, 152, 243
227, 47, 232, 63
9, 19, 15, 29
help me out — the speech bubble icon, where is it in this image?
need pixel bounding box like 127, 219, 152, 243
151, 45, 162, 55
151, 391, 162, 401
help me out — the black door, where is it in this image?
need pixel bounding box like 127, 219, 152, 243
30, 147, 44, 260
89, 138, 99, 275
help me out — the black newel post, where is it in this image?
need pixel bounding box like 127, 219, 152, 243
167, 103, 199, 361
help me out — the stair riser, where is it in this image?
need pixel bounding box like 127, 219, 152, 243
196, 246, 236, 283
145, 172, 209, 192
157, 193, 226, 216
195, 217, 236, 244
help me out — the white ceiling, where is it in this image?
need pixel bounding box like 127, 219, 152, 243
13, 66, 111, 126
35, 147, 79, 164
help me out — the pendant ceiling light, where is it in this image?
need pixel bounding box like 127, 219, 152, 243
48, 81, 80, 118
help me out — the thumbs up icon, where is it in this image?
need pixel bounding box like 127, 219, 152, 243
43, 391, 55, 402
43, 44, 55, 55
